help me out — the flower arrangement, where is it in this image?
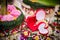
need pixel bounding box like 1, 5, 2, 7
0, 5, 21, 21
0, 0, 24, 32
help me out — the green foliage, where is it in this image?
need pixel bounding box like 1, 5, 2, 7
38, 0, 60, 6
23, 0, 60, 9
28, 37, 32, 40
0, 13, 24, 31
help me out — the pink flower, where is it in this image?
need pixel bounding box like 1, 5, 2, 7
7, 5, 16, 12
0, 5, 22, 21
1, 14, 14, 21
10, 10, 21, 17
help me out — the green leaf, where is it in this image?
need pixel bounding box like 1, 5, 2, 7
30, 2, 53, 9
23, 0, 56, 9
38, 0, 60, 6
0, 13, 24, 31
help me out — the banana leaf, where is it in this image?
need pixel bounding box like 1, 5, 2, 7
23, 0, 60, 9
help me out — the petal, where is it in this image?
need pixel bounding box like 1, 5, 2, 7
7, 5, 16, 12
1, 14, 14, 21
10, 10, 21, 17
38, 22, 48, 35
36, 9, 45, 21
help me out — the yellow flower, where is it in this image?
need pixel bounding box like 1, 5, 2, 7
46, 37, 51, 40
24, 31, 28, 36
34, 36, 39, 40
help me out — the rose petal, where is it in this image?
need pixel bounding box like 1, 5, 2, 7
7, 5, 16, 12
1, 14, 14, 21
10, 10, 21, 17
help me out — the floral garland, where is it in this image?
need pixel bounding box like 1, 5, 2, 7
0, 5, 21, 21
0, 4, 24, 33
